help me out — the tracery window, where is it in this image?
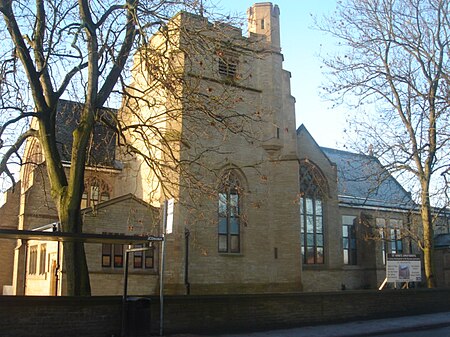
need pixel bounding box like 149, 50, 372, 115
218, 171, 242, 253
81, 177, 111, 209
299, 161, 327, 265
22, 139, 44, 192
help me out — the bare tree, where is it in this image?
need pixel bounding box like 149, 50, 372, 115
318, 0, 450, 288
0, 0, 263, 295
119, 15, 264, 205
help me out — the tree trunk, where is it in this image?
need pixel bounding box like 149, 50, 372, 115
421, 197, 436, 288
60, 201, 91, 296
63, 241, 91, 296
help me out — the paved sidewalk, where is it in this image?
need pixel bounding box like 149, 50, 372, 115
217, 311, 450, 337
170, 311, 450, 336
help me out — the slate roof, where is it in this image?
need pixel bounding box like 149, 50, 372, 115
55, 100, 117, 167
321, 147, 415, 210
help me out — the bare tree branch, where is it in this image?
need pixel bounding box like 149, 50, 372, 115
318, 0, 450, 288
0, 128, 37, 177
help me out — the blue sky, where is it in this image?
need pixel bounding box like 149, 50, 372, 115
214, 0, 346, 149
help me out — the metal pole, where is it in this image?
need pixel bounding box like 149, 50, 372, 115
55, 240, 60, 296
160, 200, 168, 336
22, 240, 28, 295
184, 228, 190, 295
121, 246, 130, 337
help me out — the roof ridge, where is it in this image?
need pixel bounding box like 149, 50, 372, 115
320, 146, 374, 159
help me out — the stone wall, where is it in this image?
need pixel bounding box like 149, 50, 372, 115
0, 182, 20, 292
25, 194, 160, 296
83, 194, 160, 296
2, 289, 450, 336
435, 248, 450, 287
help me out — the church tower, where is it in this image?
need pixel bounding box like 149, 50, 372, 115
247, 3, 297, 160
122, 3, 302, 295
247, 2, 281, 51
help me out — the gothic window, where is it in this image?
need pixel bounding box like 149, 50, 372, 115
39, 244, 47, 275
28, 245, 38, 275
218, 171, 242, 253
22, 139, 44, 192
299, 161, 327, 265
81, 178, 111, 209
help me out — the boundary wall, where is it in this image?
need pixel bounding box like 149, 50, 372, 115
2, 289, 450, 336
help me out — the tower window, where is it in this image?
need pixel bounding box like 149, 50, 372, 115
218, 171, 242, 253
217, 50, 238, 79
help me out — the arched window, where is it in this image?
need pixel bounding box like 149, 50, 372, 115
81, 177, 111, 209
299, 161, 327, 264
22, 138, 44, 191
218, 171, 242, 253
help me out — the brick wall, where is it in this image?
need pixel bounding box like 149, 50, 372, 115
2, 289, 450, 336
161, 289, 450, 335
0, 296, 122, 337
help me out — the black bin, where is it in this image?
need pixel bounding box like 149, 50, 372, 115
126, 297, 151, 337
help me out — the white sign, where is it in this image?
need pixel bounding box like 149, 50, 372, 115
386, 254, 422, 282
166, 199, 174, 234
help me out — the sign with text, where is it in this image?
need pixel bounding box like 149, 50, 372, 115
386, 254, 422, 282
165, 198, 174, 234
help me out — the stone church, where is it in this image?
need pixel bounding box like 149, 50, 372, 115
0, 2, 433, 296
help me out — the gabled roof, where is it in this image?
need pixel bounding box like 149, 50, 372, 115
81, 193, 158, 214
56, 100, 117, 167
296, 124, 336, 167
321, 147, 415, 210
